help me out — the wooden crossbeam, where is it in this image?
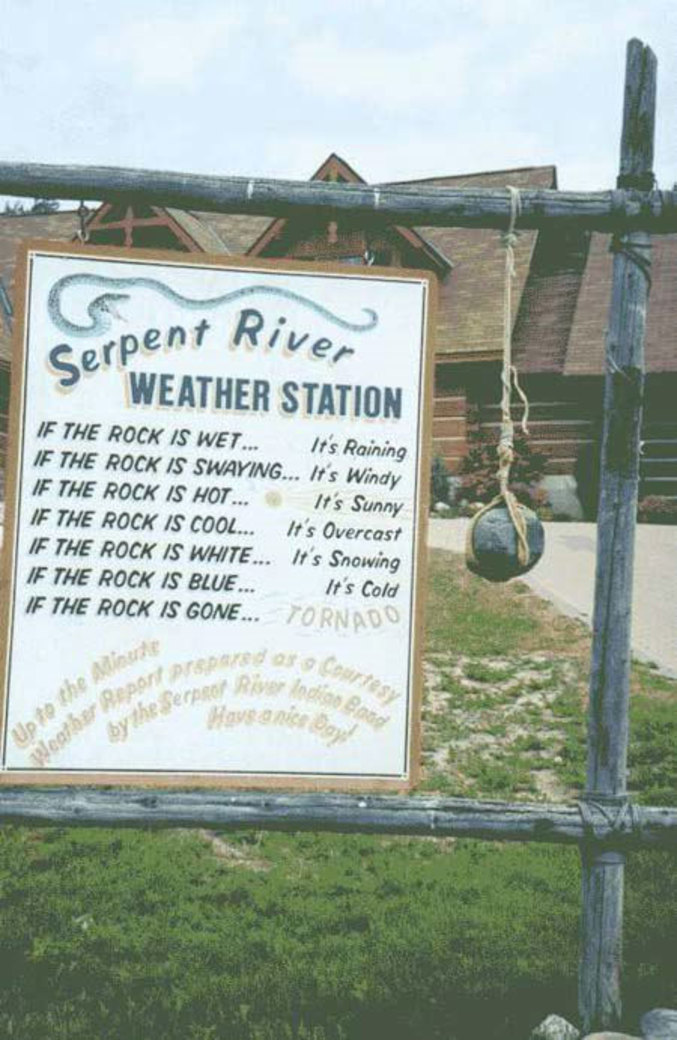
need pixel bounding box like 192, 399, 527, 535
0, 788, 675, 846
0, 161, 675, 232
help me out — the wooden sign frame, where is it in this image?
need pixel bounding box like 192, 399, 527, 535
0, 241, 436, 790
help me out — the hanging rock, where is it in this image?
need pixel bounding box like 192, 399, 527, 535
641, 1010, 677, 1040
467, 503, 545, 582
531, 1013, 581, 1040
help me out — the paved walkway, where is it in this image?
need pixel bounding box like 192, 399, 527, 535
428, 518, 677, 678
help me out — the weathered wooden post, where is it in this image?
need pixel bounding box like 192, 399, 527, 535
579, 38, 656, 1034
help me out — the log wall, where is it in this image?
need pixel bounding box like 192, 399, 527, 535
431, 369, 677, 505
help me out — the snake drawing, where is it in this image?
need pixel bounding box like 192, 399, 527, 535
47, 273, 379, 338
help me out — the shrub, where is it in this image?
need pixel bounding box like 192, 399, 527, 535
459, 431, 549, 512
637, 496, 677, 525
430, 455, 451, 506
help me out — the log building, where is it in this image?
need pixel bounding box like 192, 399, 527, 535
1, 153, 675, 516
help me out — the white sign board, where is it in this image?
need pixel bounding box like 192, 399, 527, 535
0, 243, 434, 788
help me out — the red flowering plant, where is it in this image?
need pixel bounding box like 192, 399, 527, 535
637, 495, 677, 524
458, 430, 550, 513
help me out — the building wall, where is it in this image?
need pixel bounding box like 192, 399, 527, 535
642, 377, 677, 499
430, 366, 601, 482
432, 367, 677, 513
432, 363, 468, 475
472, 374, 599, 477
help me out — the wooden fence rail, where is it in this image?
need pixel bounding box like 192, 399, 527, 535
0, 161, 676, 232
0, 788, 676, 846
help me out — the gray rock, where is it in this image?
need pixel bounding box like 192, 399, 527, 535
541, 474, 584, 520
531, 1012, 581, 1040
583, 1033, 642, 1040
467, 503, 545, 582
641, 1009, 677, 1040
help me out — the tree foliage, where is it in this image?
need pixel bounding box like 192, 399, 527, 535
2, 198, 60, 216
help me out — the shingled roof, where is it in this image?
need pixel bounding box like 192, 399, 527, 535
564, 232, 677, 375
384, 165, 556, 359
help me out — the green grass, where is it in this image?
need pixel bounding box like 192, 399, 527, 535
0, 827, 585, 1040
0, 549, 676, 1040
462, 660, 520, 684
424, 550, 588, 658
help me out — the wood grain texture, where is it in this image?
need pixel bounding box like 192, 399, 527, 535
580, 39, 657, 1035
579, 851, 625, 1029
0, 789, 675, 845
0, 163, 675, 232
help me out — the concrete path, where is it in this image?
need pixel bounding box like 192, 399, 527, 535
428, 518, 677, 678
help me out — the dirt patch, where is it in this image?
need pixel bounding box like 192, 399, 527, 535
175, 828, 271, 871
421, 650, 586, 802
196, 830, 271, 871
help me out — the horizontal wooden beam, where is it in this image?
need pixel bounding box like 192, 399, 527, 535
0, 161, 676, 232
0, 788, 675, 846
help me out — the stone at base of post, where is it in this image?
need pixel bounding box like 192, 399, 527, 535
641, 1009, 677, 1040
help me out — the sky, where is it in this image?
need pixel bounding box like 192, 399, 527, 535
0, 0, 676, 210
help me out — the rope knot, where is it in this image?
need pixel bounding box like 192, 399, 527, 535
497, 439, 513, 464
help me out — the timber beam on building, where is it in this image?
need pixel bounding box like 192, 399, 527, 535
0, 162, 676, 233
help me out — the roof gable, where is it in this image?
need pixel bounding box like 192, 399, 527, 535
309, 153, 366, 183
246, 153, 451, 275
79, 201, 229, 254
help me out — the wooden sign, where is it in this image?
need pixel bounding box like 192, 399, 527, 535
0, 242, 434, 788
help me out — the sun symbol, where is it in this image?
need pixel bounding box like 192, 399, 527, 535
265, 490, 283, 508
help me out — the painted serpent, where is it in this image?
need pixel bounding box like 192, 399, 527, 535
47, 273, 379, 338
